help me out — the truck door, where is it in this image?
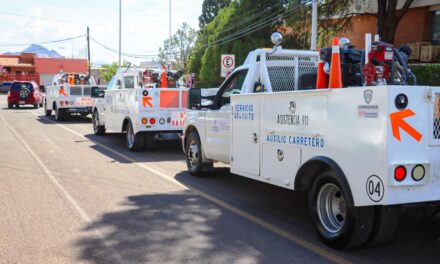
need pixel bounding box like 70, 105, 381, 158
205, 69, 248, 163
230, 94, 260, 177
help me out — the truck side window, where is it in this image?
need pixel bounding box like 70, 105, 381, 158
221, 70, 248, 99
124, 76, 135, 89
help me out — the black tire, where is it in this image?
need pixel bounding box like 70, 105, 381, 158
44, 101, 52, 116
39, 102, 43, 107
144, 132, 156, 151
15, 104, 19, 109
34, 103, 39, 109
309, 171, 375, 249
126, 121, 145, 152
8, 103, 12, 109
55, 108, 65, 121
366, 206, 399, 247
92, 111, 106, 135
185, 130, 213, 176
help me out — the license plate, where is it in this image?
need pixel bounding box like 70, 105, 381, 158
19, 101, 25, 104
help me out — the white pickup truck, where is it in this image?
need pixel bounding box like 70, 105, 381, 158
92, 68, 188, 151
44, 73, 105, 121
183, 39, 440, 248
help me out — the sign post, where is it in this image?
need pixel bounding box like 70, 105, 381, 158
221, 54, 235, 77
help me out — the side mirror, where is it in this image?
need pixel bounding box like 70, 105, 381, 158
91, 86, 104, 98
39, 85, 46, 92
188, 88, 201, 109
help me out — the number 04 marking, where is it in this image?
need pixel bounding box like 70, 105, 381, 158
366, 175, 384, 202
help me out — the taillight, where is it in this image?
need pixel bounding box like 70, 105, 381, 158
159, 118, 165, 125
60, 101, 64, 106
394, 166, 407, 182
65, 100, 69, 105
150, 118, 156, 125
142, 118, 148, 125
411, 165, 425, 181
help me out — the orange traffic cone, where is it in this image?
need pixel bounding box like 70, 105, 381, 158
328, 38, 343, 89
69, 74, 75, 85
316, 60, 327, 89
161, 66, 167, 88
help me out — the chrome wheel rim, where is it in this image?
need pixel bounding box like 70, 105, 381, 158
187, 140, 200, 169
317, 183, 346, 233
126, 123, 134, 148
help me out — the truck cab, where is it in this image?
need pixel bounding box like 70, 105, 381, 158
183, 35, 440, 249
92, 67, 188, 151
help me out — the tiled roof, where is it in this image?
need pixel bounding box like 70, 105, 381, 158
0, 57, 33, 67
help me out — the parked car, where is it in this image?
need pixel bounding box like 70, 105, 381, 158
7, 81, 44, 109
0, 82, 12, 93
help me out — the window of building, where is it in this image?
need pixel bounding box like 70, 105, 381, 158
431, 10, 440, 44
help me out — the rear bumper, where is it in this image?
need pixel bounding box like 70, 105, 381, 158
8, 97, 38, 105
62, 107, 93, 114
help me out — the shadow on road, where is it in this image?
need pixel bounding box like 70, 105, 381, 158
74, 192, 323, 264
35, 114, 92, 124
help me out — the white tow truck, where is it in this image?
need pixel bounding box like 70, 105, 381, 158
92, 67, 188, 151
44, 73, 105, 121
183, 35, 440, 248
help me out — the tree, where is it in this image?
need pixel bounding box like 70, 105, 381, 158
377, 0, 414, 43
158, 23, 197, 71
189, 0, 285, 87
199, 0, 231, 28
97, 62, 127, 81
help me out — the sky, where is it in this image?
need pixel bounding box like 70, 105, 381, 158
0, 0, 204, 65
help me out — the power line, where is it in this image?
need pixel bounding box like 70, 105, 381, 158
0, 35, 85, 47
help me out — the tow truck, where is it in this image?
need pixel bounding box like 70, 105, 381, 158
44, 73, 105, 121
91, 67, 188, 151
183, 34, 440, 249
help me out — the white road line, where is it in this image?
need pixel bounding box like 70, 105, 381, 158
0, 114, 126, 264
29, 111, 351, 264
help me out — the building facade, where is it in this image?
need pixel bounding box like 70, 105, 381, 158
336, 0, 440, 48
0, 53, 87, 86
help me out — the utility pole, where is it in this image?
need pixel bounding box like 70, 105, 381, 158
168, 0, 172, 68
119, 0, 122, 68
310, 0, 318, 51
87, 27, 91, 74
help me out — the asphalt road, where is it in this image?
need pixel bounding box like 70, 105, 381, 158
1, 94, 440, 264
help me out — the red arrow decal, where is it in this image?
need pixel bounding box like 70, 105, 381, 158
390, 109, 422, 142
59, 88, 67, 97
142, 96, 153, 108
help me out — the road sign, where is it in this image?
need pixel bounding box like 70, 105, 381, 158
221, 54, 235, 77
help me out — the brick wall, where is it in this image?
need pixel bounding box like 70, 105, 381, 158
336, 6, 431, 48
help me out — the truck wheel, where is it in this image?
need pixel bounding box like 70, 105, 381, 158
92, 111, 106, 135
126, 121, 145, 152
366, 206, 399, 247
39, 101, 43, 107
34, 103, 39, 109
144, 132, 156, 151
8, 103, 12, 109
44, 101, 52, 116
55, 108, 65, 121
309, 171, 374, 249
185, 131, 212, 176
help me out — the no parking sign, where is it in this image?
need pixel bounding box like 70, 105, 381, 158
221, 54, 235, 77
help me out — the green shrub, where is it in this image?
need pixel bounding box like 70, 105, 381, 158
410, 64, 440, 86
